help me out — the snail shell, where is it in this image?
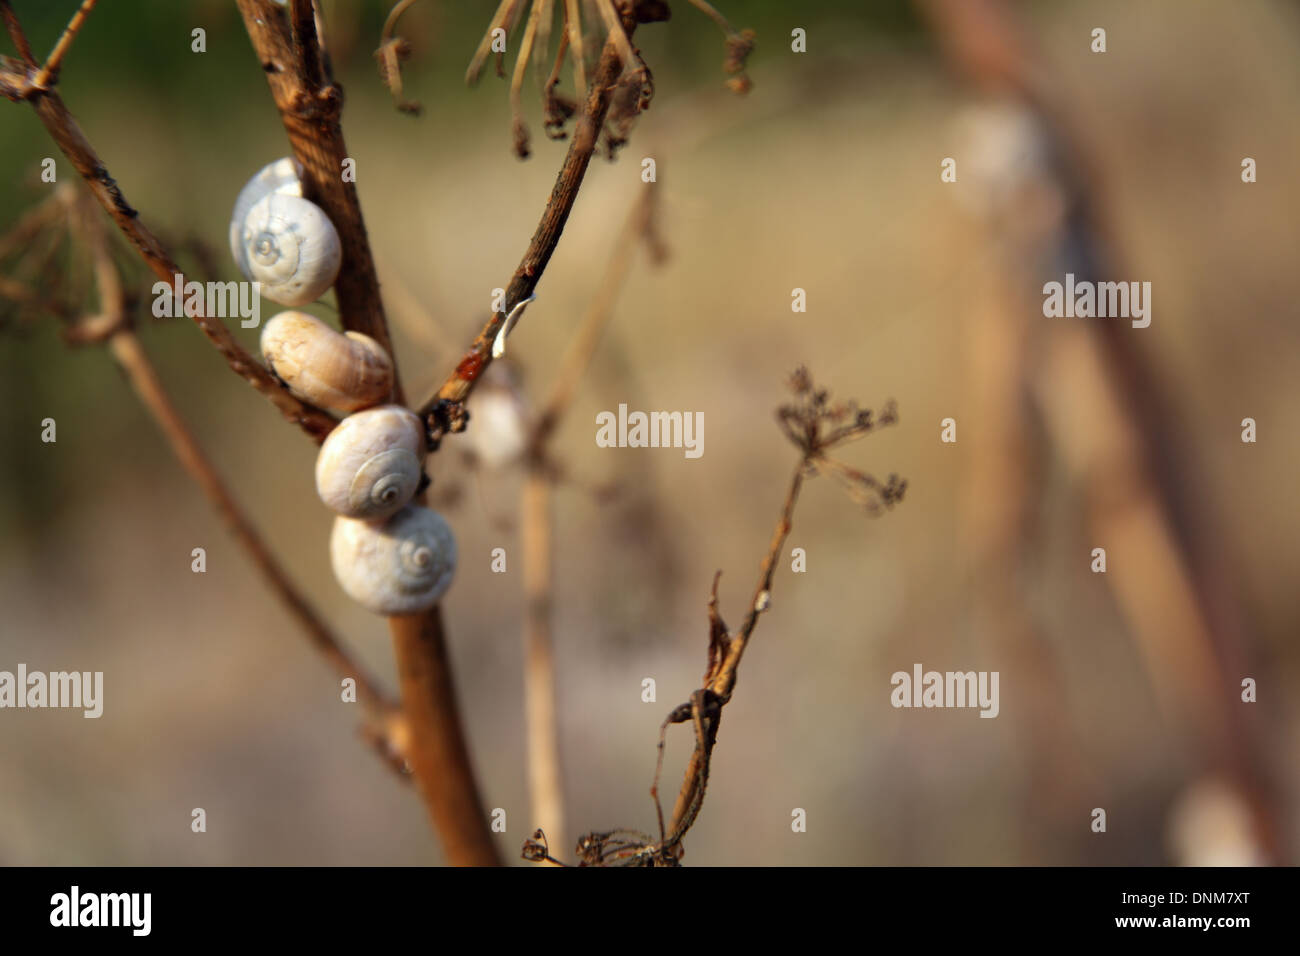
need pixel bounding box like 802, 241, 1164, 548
330, 505, 457, 614
315, 405, 425, 520
261, 311, 393, 413
465, 372, 527, 469
230, 158, 341, 306
229, 158, 302, 265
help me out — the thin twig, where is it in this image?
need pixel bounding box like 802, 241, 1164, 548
536, 375, 901, 865
376, 0, 422, 114
517, 185, 661, 864
533, 185, 657, 445
56, 200, 406, 773
510, 0, 547, 157
662, 463, 803, 838
0, 1, 35, 66
419, 19, 639, 428
592, 0, 636, 78
532, 0, 554, 84
109, 332, 396, 716
466, 0, 522, 86
521, 472, 565, 860
563, 0, 587, 97
381, 0, 421, 45
30, 0, 99, 91
0, 46, 337, 440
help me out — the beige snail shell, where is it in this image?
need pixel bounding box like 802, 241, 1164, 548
330, 505, 457, 614
261, 311, 393, 413
230, 158, 341, 306
315, 405, 425, 520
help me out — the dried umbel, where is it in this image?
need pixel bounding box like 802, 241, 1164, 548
230, 157, 342, 306
330, 505, 457, 615
315, 405, 425, 520
261, 310, 393, 413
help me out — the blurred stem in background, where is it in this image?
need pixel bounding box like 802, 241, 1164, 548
918, 0, 1283, 864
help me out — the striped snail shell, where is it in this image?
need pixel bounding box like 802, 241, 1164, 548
261, 311, 393, 413
330, 505, 457, 614
230, 158, 341, 306
315, 405, 425, 520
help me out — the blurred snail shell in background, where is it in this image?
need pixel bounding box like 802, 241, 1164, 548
464, 374, 528, 470
330, 505, 457, 615
316, 405, 425, 520
230, 157, 341, 306
261, 310, 393, 413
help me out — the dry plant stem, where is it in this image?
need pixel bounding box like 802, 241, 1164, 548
0, 194, 62, 261
377, 0, 421, 112
563, 0, 587, 95
381, 0, 420, 42
0, 67, 336, 439
684, 0, 733, 34
592, 0, 637, 76
521, 473, 566, 860
534, 186, 654, 442
75, 202, 401, 764
238, 0, 500, 862
0, 1, 34, 65
963, 255, 1093, 853
107, 333, 391, 716
235, 0, 399, 391
532, 0, 554, 82
518, 188, 657, 863
288, 0, 324, 89
29, 0, 98, 90
544, 26, 571, 101
667, 464, 804, 834
391, 607, 502, 866
510, 0, 545, 153
917, 0, 1282, 861
0, 274, 45, 307
421, 24, 636, 416
466, 0, 522, 84
112, 332, 408, 777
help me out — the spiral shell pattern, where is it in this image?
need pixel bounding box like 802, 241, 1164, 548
329, 505, 457, 614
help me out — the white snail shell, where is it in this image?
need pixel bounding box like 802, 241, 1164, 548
465, 377, 528, 470
229, 158, 302, 264
315, 405, 425, 520
230, 158, 342, 306
330, 505, 457, 614
261, 311, 393, 413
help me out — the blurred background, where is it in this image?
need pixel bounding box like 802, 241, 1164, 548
0, 0, 1296, 865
